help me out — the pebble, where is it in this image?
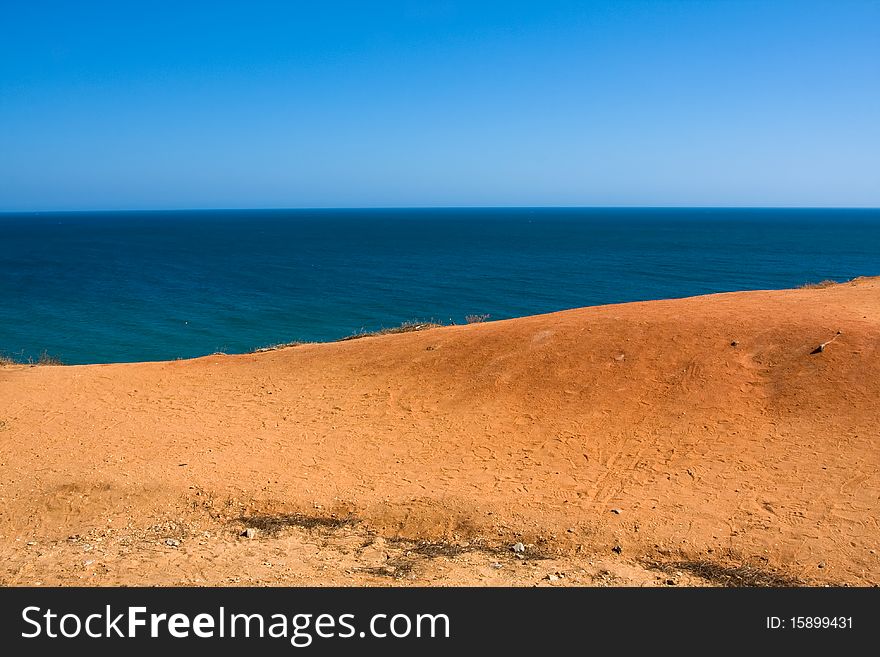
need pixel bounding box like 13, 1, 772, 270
612, 545, 622, 554
164, 538, 180, 547
242, 528, 257, 539
610, 508, 622, 515
512, 542, 526, 554
490, 562, 503, 569
546, 574, 559, 582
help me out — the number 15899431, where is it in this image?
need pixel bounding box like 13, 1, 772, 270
766, 616, 853, 629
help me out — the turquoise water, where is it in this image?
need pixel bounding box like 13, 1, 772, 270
1, 207, 878, 365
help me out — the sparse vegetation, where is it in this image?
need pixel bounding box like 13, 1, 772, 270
248, 314, 498, 353
645, 557, 811, 587
238, 512, 359, 536
341, 321, 443, 341
249, 320, 445, 352
800, 279, 838, 289
250, 341, 308, 353
36, 350, 64, 366
0, 350, 64, 366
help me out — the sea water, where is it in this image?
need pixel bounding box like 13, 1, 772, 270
1, 207, 878, 364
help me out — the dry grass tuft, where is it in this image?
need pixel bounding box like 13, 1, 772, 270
36, 351, 64, 366
0, 351, 64, 366
341, 321, 443, 341
800, 279, 838, 289
250, 341, 309, 353
646, 558, 811, 587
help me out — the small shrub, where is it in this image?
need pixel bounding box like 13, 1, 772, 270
800, 280, 837, 289
36, 350, 64, 366
342, 321, 443, 341
251, 341, 307, 353
465, 314, 490, 324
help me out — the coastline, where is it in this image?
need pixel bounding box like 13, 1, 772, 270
6, 277, 877, 368
5, 207, 880, 367
1, 278, 878, 586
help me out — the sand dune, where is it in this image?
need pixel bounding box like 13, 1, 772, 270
1, 278, 878, 586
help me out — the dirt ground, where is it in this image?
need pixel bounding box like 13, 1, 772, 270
1, 278, 878, 586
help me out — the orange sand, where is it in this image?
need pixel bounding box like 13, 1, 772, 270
1, 279, 878, 586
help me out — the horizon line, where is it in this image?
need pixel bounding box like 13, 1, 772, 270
2, 204, 880, 215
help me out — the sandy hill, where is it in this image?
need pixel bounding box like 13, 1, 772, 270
1, 278, 878, 586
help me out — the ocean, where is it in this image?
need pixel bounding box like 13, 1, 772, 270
1, 207, 878, 365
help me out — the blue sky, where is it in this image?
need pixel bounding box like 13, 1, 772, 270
1, 0, 878, 210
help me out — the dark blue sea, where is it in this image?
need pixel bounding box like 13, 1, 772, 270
1, 208, 878, 365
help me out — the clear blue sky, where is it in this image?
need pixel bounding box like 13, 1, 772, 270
1, 0, 878, 210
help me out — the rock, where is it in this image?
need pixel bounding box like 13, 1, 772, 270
242, 528, 257, 539
818, 562, 826, 569
812, 332, 842, 355
610, 508, 622, 515
512, 542, 526, 554
491, 562, 503, 569
546, 574, 559, 582
611, 545, 622, 555
730, 340, 739, 347
164, 538, 180, 547
614, 353, 625, 362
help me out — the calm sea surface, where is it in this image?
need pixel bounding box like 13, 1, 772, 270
1, 208, 878, 364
